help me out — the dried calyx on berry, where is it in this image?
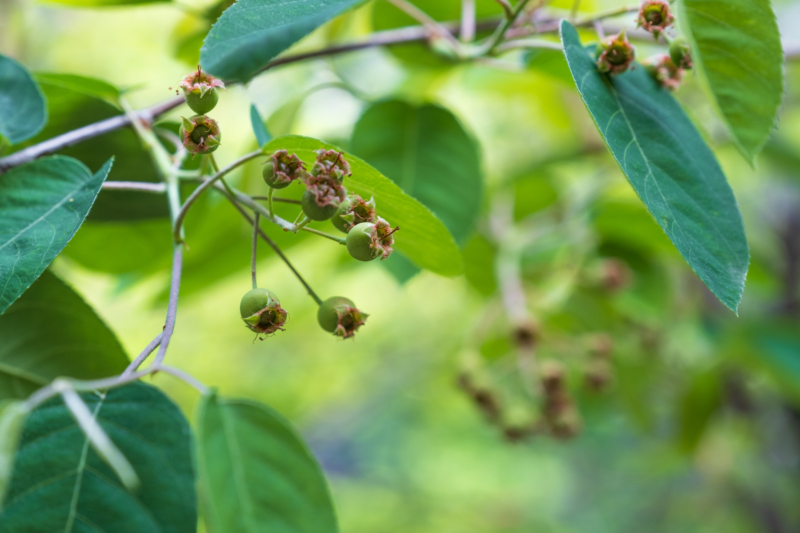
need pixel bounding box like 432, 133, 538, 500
669, 36, 692, 70
180, 115, 221, 155
345, 218, 397, 262
644, 54, 684, 91
636, 0, 674, 39
317, 296, 368, 339
539, 361, 582, 439
595, 31, 636, 75
263, 150, 307, 189
332, 194, 377, 234
240, 288, 288, 336
178, 67, 225, 115
301, 150, 350, 221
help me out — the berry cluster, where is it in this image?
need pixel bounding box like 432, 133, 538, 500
177, 68, 224, 155
595, 1, 694, 92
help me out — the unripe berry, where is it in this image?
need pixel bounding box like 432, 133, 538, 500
346, 218, 397, 262
317, 296, 368, 338
332, 194, 377, 234
595, 31, 636, 75
301, 189, 339, 221
636, 0, 674, 39
643, 54, 684, 91
179, 115, 221, 155
178, 68, 225, 115
240, 288, 288, 336
263, 150, 307, 189
669, 36, 693, 70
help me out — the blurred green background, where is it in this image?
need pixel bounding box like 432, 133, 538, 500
2, 0, 800, 531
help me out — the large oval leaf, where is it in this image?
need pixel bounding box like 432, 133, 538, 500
678, 0, 784, 165
0, 382, 196, 532
560, 21, 749, 312
197, 393, 338, 533
0, 270, 129, 400
0, 155, 112, 313
0, 55, 46, 145
351, 100, 483, 247
263, 135, 464, 276
200, 0, 366, 83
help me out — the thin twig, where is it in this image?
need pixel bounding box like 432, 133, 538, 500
461, 0, 476, 42
0, 96, 184, 173
251, 195, 302, 205
495, 38, 563, 53
157, 365, 210, 394
121, 332, 163, 378
172, 150, 262, 242
493, 0, 514, 20
480, 0, 534, 55
252, 212, 259, 289
153, 245, 183, 367
102, 181, 167, 193
386, 0, 460, 46
219, 189, 325, 305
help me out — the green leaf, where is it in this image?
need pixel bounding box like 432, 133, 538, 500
0, 55, 46, 145
678, 0, 784, 164
351, 100, 483, 247
0, 270, 129, 399
0, 156, 112, 313
463, 232, 497, 296
0, 382, 197, 532
262, 135, 464, 276
560, 21, 749, 312
34, 72, 121, 107
250, 104, 271, 148
200, 0, 367, 83
676, 369, 721, 453
0, 401, 27, 504
197, 392, 338, 533
382, 252, 421, 284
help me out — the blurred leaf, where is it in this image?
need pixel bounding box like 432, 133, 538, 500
250, 104, 271, 148
382, 252, 420, 284
351, 100, 482, 247
561, 21, 749, 313
201, 0, 367, 83
197, 392, 338, 533
34, 72, 121, 107
43, 0, 169, 5
679, 0, 784, 165
0, 156, 111, 313
263, 135, 464, 276
63, 219, 173, 275
0, 270, 129, 399
512, 172, 558, 221
526, 48, 573, 85
18, 77, 168, 221
677, 369, 721, 453
0, 401, 26, 504
0, 55, 46, 144
0, 382, 196, 531
731, 322, 800, 403
463, 232, 497, 296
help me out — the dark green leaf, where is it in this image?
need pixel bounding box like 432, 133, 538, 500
0, 156, 112, 313
0, 401, 26, 503
0, 270, 129, 399
201, 0, 367, 83
262, 135, 464, 276
0, 55, 46, 144
679, 0, 784, 164
0, 382, 197, 532
351, 100, 483, 246
250, 104, 271, 148
34, 72, 121, 107
197, 392, 338, 533
560, 21, 749, 313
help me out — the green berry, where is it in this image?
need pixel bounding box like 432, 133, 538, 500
240, 288, 288, 335
669, 36, 692, 70
317, 296, 368, 338
185, 88, 219, 115
346, 223, 380, 262
262, 161, 287, 189
331, 198, 353, 233
301, 189, 338, 221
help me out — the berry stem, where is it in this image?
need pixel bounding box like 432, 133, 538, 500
220, 191, 325, 306
252, 212, 259, 289
268, 187, 275, 217
294, 216, 311, 232
301, 227, 347, 244
120, 332, 163, 378
251, 195, 301, 205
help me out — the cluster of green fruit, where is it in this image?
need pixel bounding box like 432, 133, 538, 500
176, 68, 224, 155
